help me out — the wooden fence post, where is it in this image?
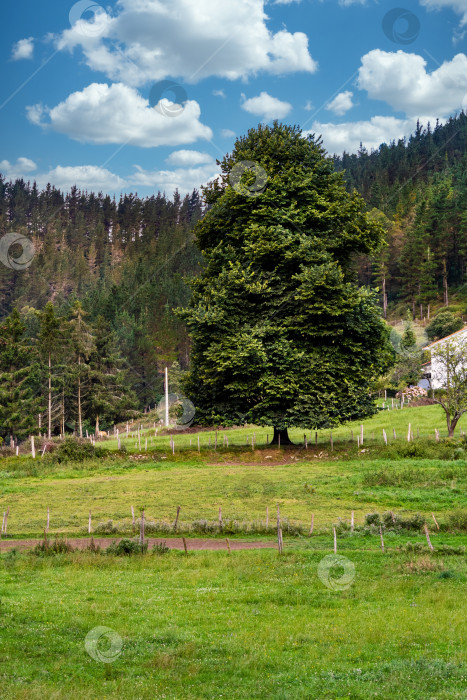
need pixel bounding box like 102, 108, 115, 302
88, 510, 92, 534
383, 429, 387, 445
226, 538, 231, 554
182, 537, 188, 554
140, 509, 145, 546
174, 506, 181, 532
431, 513, 440, 531
424, 523, 434, 550
31, 435, 35, 459
379, 526, 385, 552
407, 423, 411, 442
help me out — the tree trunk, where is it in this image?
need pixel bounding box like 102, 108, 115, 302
269, 427, 293, 445
447, 414, 461, 438
443, 259, 449, 306
78, 354, 82, 439
48, 352, 52, 439
382, 274, 387, 319
95, 415, 99, 436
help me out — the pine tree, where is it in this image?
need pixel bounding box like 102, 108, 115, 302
179, 123, 393, 443
68, 301, 94, 438
38, 302, 64, 438
0, 308, 39, 442
86, 315, 137, 433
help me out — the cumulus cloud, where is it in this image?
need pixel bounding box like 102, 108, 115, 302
326, 91, 354, 116
0, 157, 37, 178
307, 115, 427, 155
0, 158, 126, 192
357, 49, 467, 117
420, 0, 467, 26
0, 154, 219, 195
221, 128, 236, 138
129, 163, 219, 195
241, 91, 292, 121
213, 89, 226, 98
166, 150, 213, 166
11, 38, 34, 60
55, 0, 317, 86
27, 82, 212, 147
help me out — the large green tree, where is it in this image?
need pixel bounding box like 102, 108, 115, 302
179, 123, 393, 443
0, 308, 39, 442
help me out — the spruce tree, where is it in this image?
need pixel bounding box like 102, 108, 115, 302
0, 308, 39, 442
179, 123, 393, 443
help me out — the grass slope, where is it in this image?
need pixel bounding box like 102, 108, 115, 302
1, 548, 466, 699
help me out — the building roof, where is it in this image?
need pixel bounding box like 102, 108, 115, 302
423, 325, 467, 350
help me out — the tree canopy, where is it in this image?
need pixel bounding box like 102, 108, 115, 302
179, 123, 393, 441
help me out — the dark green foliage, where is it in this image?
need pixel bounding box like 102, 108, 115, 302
180, 123, 393, 432
426, 311, 464, 342
106, 538, 148, 555
364, 511, 425, 531
33, 537, 75, 556
53, 437, 101, 463
0, 308, 39, 441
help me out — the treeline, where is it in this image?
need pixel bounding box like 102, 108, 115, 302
0, 302, 140, 443
333, 112, 467, 316
0, 183, 204, 410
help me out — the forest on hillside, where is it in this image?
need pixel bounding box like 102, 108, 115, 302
1, 113, 467, 431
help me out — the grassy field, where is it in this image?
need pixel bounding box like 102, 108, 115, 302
1, 405, 466, 699
1, 449, 467, 537
92, 404, 467, 455
1, 546, 466, 699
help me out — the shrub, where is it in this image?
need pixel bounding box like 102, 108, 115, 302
94, 520, 119, 535
152, 541, 170, 555
53, 438, 104, 463
446, 510, 467, 531
33, 536, 75, 556
106, 538, 148, 555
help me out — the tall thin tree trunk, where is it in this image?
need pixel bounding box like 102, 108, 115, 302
382, 274, 387, 319
48, 352, 52, 439
443, 259, 449, 306
78, 354, 82, 438
95, 415, 99, 436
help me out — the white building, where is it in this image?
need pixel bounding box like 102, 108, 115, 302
423, 327, 467, 389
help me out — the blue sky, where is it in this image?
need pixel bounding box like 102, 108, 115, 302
1, 0, 467, 197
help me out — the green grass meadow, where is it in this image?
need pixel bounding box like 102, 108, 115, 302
1, 404, 466, 699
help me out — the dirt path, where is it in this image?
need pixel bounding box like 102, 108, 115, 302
0, 537, 277, 552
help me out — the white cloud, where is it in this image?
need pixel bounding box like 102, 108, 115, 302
304, 100, 313, 111
0, 158, 126, 192
55, 0, 317, 86
326, 91, 354, 116
129, 163, 219, 195
0, 157, 37, 178
11, 38, 34, 60
420, 0, 467, 26
307, 115, 426, 155
0, 156, 217, 195
357, 49, 467, 117
27, 82, 212, 147
213, 89, 226, 98
221, 128, 236, 138
166, 150, 213, 166
241, 91, 292, 121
